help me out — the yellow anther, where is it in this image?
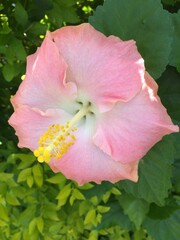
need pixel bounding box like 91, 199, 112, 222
34, 103, 92, 163
38, 156, 44, 163
56, 153, 62, 159
43, 149, 50, 156
34, 120, 77, 162
71, 135, 76, 140
34, 149, 40, 157
53, 141, 58, 146
58, 135, 64, 141
43, 150, 50, 162
38, 147, 44, 153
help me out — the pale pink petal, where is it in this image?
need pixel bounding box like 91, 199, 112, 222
12, 32, 77, 111
93, 72, 179, 164
8, 106, 71, 151
52, 23, 145, 111
48, 127, 139, 185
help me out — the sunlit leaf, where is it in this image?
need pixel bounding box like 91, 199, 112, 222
84, 209, 96, 225
36, 217, 44, 234
56, 183, 72, 207
6, 191, 20, 206
17, 168, 32, 183
0, 204, 9, 222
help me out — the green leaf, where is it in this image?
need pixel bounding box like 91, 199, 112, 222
0, 20, 10, 34
43, 203, 59, 221
36, 217, 44, 234
0, 204, 9, 222
29, 218, 37, 234
79, 201, 91, 216
47, 1, 79, 27
111, 187, 121, 196
56, 183, 72, 207
11, 186, 26, 199
157, 66, 180, 123
0, 219, 7, 227
173, 158, 180, 193
46, 173, 66, 184
14, 2, 28, 27
6, 38, 26, 63
28, 22, 47, 36
69, 195, 76, 205
0, 3, 4, 11
143, 202, 180, 240
162, 0, 177, 5
16, 153, 36, 169
23, 228, 39, 240
84, 209, 96, 225
119, 136, 174, 205
11, 232, 21, 240
90, 196, 99, 206
97, 205, 110, 214
96, 213, 102, 224
27, 175, 34, 188
2, 63, 15, 81
0, 173, 13, 182
102, 188, 121, 203
88, 230, 98, 240
89, 0, 172, 79
133, 229, 148, 240
0, 34, 8, 53
44, 236, 52, 240
84, 181, 113, 199
6, 191, 20, 206
98, 202, 133, 230
32, 164, 43, 187
102, 191, 111, 204
170, 11, 180, 72
72, 189, 85, 200
118, 194, 149, 229
77, 183, 94, 190
61, 0, 77, 7
17, 168, 32, 183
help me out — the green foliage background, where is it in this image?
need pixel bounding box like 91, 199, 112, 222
0, 0, 180, 239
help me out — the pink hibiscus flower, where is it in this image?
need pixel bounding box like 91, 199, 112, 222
9, 23, 178, 185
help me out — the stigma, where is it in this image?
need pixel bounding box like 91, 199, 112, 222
33, 103, 91, 163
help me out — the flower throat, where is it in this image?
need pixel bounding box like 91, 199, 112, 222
33, 104, 91, 163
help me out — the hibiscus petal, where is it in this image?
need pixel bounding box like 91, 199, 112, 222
48, 127, 139, 185
8, 106, 71, 151
93, 72, 179, 164
51, 23, 145, 111
12, 33, 77, 111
